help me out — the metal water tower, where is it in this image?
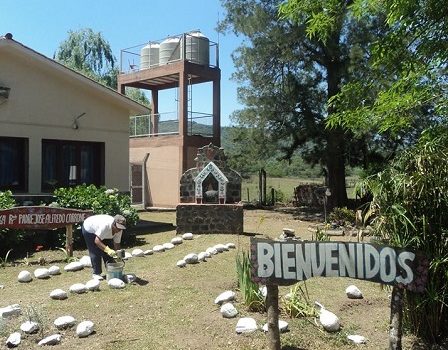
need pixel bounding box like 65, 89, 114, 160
118, 31, 221, 207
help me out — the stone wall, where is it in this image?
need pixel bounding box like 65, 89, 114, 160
176, 204, 243, 234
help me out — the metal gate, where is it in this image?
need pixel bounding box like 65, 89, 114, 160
130, 163, 143, 205
129, 154, 149, 206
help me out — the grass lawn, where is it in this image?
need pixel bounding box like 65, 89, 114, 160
0, 210, 417, 349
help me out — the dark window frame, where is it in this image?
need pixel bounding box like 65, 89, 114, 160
41, 139, 104, 192
0, 136, 28, 192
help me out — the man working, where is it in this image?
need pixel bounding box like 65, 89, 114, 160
82, 214, 126, 280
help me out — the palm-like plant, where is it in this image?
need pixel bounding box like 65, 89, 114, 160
358, 126, 448, 343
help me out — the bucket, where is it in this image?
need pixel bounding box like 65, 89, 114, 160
106, 261, 124, 281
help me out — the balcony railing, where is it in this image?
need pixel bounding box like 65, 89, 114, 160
130, 111, 214, 138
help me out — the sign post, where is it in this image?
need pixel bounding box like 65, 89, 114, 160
265, 284, 281, 350
250, 238, 428, 350
0, 206, 92, 257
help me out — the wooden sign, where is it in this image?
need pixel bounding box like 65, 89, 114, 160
250, 238, 428, 292
0, 206, 92, 230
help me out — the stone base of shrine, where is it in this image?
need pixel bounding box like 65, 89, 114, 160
176, 204, 243, 234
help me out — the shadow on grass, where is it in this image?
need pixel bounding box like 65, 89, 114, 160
240, 231, 263, 237
276, 206, 324, 222
282, 346, 308, 350
133, 277, 149, 286
127, 219, 175, 236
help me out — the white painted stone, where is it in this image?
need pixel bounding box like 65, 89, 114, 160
347, 334, 367, 344
48, 265, 61, 275
143, 249, 153, 255
153, 245, 165, 253
214, 290, 236, 305
220, 303, 238, 318
0, 304, 20, 318
18, 270, 32, 283
225, 243, 236, 249
171, 237, 183, 245
182, 232, 193, 240
85, 279, 100, 291
262, 320, 289, 333
79, 255, 92, 267
123, 251, 133, 260
34, 268, 50, 279
259, 286, 267, 298
235, 317, 258, 333
213, 244, 228, 252
38, 334, 61, 346
64, 261, 84, 272
69, 283, 87, 294
54, 315, 76, 329
319, 308, 340, 332
176, 260, 187, 268
184, 253, 198, 264
162, 242, 175, 250
108, 278, 126, 289
20, 321, 39, 334
346, 285, 363, 299
204, 251, 211, 258
6, 332, 21, 347
50, 289, 68, 300
282, 228, 295, 235
198, 252, 207, 261
131, 248, 145, 257
124, 274, 136, 283
0, 285, 4, 289
206, 247, 218, 255
76, 320, 95, 338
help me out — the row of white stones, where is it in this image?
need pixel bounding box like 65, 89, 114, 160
176, 243, 236, 267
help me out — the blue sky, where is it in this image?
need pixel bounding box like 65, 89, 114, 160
0, 0, 243, 126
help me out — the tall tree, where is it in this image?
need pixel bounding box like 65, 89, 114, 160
55, 28, 149, 106
55, 28, 117, 88
281, 0, 448, 344
220, 0, 385, 208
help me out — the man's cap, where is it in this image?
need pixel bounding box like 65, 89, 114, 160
113, 214, 127, 230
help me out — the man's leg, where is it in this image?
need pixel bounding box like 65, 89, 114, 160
82, 226, 104, 275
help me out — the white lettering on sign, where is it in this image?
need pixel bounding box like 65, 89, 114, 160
257, 243, 275, 278
0, 215, 5, 225
251, 239, 423, 288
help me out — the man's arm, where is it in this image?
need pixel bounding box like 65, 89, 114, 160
94, 236, 108, 251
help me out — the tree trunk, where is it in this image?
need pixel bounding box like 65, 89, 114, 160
326, 128, 348, 209
266, 284, 281, 350
325, 32, 348, 210
389, 286, 404, 350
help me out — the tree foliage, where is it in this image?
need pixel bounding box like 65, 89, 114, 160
55, 28, 117, 88
55, 28, 149, 106
358, 126, 448, 343
220, 0, 393, 207
321, 0, 448, 134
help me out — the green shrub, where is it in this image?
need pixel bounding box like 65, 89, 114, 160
236, 251, 265, 312
329, 207, 356, 226
360, 126, 448, 343
282, 282, 316, 318
0, 191, 28, 256
53, 184, 138, 227
53, 184, 139, 247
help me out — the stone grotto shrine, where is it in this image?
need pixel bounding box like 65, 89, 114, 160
176, 143, 243, 234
